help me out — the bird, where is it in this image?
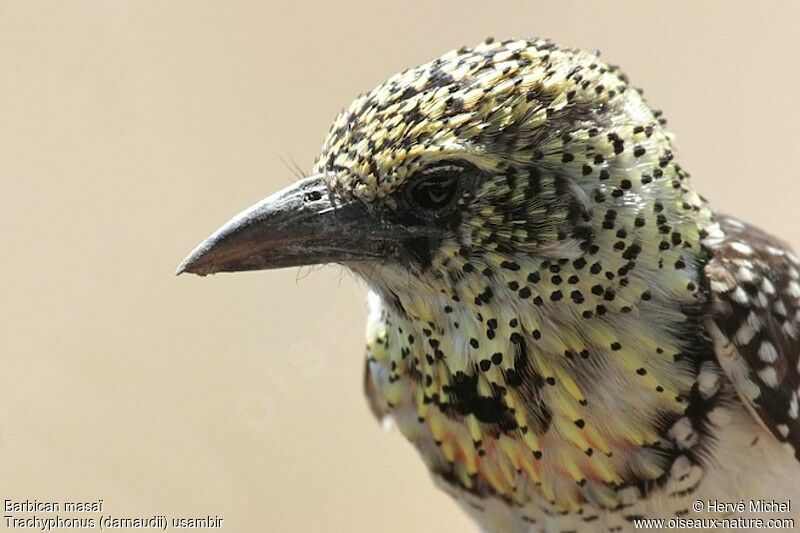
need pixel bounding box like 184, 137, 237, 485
178, 38, 800, 531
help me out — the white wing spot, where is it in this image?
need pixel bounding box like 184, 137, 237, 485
711, 279, 733, 293
697, 363, 719, 399
789, 281, 800, 299
731, 242, 753, 256
757, 366, 779, 388
747, 311, 763, 332
669, 454, 691, 478
783, 321, 798, 339
731, 286, 749, 305
707, 407, 731, 427
725, 218, 745, 230
735, 322, 757, 345
766, 245, 785, 256
761, 278, 776, 295
736, 267, 756, 283
758, 341, 778, 363
755, 291, 769, 308
668, 417, 697, 449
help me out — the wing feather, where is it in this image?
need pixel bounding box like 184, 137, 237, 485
704, 215, 800, 460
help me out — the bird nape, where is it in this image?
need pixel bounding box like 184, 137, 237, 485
178, 38, 800, 532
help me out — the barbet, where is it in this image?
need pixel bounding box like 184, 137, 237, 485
178, 39, 800, 531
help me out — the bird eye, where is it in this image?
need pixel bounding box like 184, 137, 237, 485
407, 167, 461, 212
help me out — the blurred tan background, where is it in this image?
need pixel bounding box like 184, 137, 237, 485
1, 1, 798, 531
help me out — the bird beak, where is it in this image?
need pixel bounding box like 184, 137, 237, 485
177, 174, 398, 276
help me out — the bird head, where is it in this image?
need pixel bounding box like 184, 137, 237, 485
178, 40, 716, 509
179, 38, 698, 306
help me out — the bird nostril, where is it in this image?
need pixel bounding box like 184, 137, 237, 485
303, 190, 323, 202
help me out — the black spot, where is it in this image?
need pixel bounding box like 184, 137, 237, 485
446, 371, 518, 430
623, 243, 641, 260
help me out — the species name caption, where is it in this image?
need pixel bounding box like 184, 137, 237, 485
4, 500, 224, 530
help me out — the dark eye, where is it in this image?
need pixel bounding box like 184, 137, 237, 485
408, 169, 460, 211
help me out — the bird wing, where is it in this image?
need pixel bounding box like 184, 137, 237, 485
704, 215, 800, 460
